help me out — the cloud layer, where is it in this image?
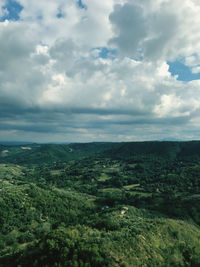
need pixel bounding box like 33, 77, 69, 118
1, 0, 200, 142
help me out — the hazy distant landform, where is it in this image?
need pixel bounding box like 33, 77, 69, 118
0, 141, 200, 266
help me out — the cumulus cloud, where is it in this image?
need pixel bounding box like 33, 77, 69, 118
109, 0, 200, 61
1, 0, 200, 142
0, 0, 7, 17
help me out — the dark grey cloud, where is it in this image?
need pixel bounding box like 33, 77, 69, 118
109, 3, 147, 58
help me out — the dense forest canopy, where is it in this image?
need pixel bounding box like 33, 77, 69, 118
0, 141, 200, 266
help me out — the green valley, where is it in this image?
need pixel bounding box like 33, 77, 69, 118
0, 141, 200, 266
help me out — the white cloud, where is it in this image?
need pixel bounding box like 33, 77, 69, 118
191, 66, 200, 74
154, 94, 187, 117
109, 0, 200, 62
16, 0, 114, 48
1, 0, 200, 142
0, 0, 7, 17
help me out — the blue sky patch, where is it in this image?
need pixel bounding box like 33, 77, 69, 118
93, 47, 117, 59
78, 0, 87, 9
0, 0, 23, 22
168, 61, 200, 82
56, 7, 64, 19
56, 12, 63, 19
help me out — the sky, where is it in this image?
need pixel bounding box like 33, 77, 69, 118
1, 0, 200, 143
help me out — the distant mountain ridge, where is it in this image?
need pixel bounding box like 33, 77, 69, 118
1, 141, 200, 164
0, 141, 35, 146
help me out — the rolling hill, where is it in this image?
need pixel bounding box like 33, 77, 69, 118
0, 141, 200, 266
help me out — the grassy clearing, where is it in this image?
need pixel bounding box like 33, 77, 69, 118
99, 187, 122, 193
128, 191, 152, 197
98, 173, 111, 182
0, 164, 25, 179
128, 163, 137, 168
123, 184, 140, 190
50, 170, 62, 176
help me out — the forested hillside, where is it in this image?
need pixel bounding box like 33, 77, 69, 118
0, 141, 200, 266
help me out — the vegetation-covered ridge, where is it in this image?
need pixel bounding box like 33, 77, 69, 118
2, 140, 200, 164
0, 141, 200, 266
